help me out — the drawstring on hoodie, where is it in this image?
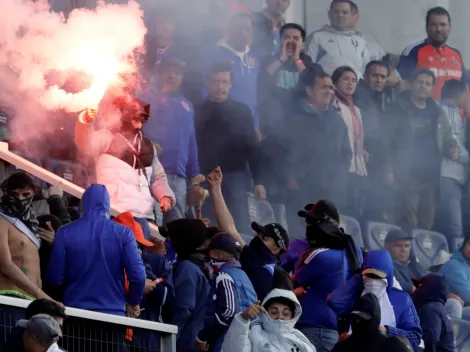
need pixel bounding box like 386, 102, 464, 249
217, 39, 253, 77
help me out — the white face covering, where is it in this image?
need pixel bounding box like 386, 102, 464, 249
363, 278, 387, 298
362, 277, 396, 328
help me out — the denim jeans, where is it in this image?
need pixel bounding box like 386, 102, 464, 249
163, 174, 188, 224
439, 177, 464, 242
300, 327, 339, 352
134, 217, 153, 241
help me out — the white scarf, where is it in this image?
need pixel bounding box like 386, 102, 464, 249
362, 278, 396, 328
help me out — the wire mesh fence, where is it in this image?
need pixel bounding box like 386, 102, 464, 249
0, 299, 176, 352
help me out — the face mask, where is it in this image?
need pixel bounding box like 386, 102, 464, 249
363, 278, 387, 298
208, 257, 227, 268
2, 194, 33, 218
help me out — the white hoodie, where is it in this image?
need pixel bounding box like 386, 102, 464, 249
222, 289, 316, 352
306, 25, 369, 79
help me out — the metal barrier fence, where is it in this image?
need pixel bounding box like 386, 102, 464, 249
0, 295, 177, 352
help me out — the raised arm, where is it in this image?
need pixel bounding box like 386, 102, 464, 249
74, 109, 113, 156
207, 167, 245, 247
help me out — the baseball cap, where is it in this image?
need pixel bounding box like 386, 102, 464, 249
158, 56, 186, 72
251, 222, 289, 253
113, 212, 154, 248
350, 310, 373, 320
384, 229, 413, 245
298, 200, 340, 227
362, 268, 387, 279
208, 233, 242, 256
17, 314, 62, 343
348, 293, 378, 321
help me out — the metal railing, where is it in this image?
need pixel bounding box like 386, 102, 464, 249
0, 295, 177, 351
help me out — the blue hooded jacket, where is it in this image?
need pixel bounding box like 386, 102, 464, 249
440, 250, 470, 305
46, 184, 146, 316
204, 43, 260, 128
141, 90, 200, 179
413, 274, 454, 352
328, 250, 422, 349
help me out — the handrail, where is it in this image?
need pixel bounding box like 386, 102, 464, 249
0, 295, 177, 334
0, 142, 164, 240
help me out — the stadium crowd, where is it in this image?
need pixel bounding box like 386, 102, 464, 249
2, 0, 470, 351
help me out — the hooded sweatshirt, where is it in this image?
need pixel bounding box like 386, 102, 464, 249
413, 274, 454, 352
204, 40, 260, 128
328, 250, 423, 349
45, 184, 146, 316
331, 293, 387, 352
305, 25, 370, 79
222, 289, 316, 352
440, 250, 470, 305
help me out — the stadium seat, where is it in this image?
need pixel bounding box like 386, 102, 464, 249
363, 221, 401, 250
340, 215, 363, 248
8, 152, 47, 189
452, 318, 470, 352
256, 200, 276, 226
44, 159, 89, 188
413, 229, 449, 269
450, 237, 465, 253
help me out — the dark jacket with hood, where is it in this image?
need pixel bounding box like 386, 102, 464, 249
383, 93, 457, 183
167, 219, 210, 352
331, 293, 387, 352
240, 237, 292, 302
394, 255, 427, 296
280, 100, 352, 206
413, 274, 455, 352
251, 10, 284, 61
45, 184, 146, 316
328, 250, 423, 349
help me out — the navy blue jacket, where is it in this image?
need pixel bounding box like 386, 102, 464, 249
141, 90, 200, 179
46, 184, 146, 316
328, 250, 423, 349
413, 274, 455, 352
239, 236, 280, 302
293, 246, 362, 330
170, 259, 210, 352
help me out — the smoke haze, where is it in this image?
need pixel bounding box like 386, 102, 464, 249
0, 0, 147, 145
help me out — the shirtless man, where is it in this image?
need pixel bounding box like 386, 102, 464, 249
0, 172, 52, 301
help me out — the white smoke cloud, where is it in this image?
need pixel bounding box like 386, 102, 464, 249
0, 0, 147, 144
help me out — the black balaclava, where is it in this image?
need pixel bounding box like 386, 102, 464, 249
0, 173, 39, 235
350, 293, 381, 336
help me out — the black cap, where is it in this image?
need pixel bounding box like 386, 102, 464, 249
208, 233, 242, 256
251, 222, 289, 253
112, 95, 150, 121
384, 229, 413, 245
298, 200, 340, 227
158, 56, 186, 72
348, 293, 379, 321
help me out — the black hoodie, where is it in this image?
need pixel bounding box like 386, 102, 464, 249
332, 293, 387, 352
413, 274, 454, 352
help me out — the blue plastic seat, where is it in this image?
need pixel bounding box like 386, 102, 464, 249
413, 229, 449, 269
452, 318, 470, 352
363, 221, 401, 250
340, 215, 363, 248
44, 159, 88, 188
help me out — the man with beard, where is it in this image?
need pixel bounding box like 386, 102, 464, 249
331, 293, 386, 352
74, 94, 175, 237
291, 200, 362, 352
0, 172, 54, 302
397, 6, 467, 100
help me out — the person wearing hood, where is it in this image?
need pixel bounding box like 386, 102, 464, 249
281, 68, 351, 235
332, 66, 368, 218
384, 68, 457, 232
140, 56, 202, 224
305, 0, 370, 79
292, 200, 362, 352
196, 233, 257, 352
74, 93, 175, 239
251, 0, 290, 60
45, 184, 145, 351
328, 249, 423, 349
413, 274, 455, 352
331, 293, 387, 352
205, 12, 260, 132
222, 288, 316, 352
167, 219, 210, 352
0, 172, 55, 303
440, 237, 470, 320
